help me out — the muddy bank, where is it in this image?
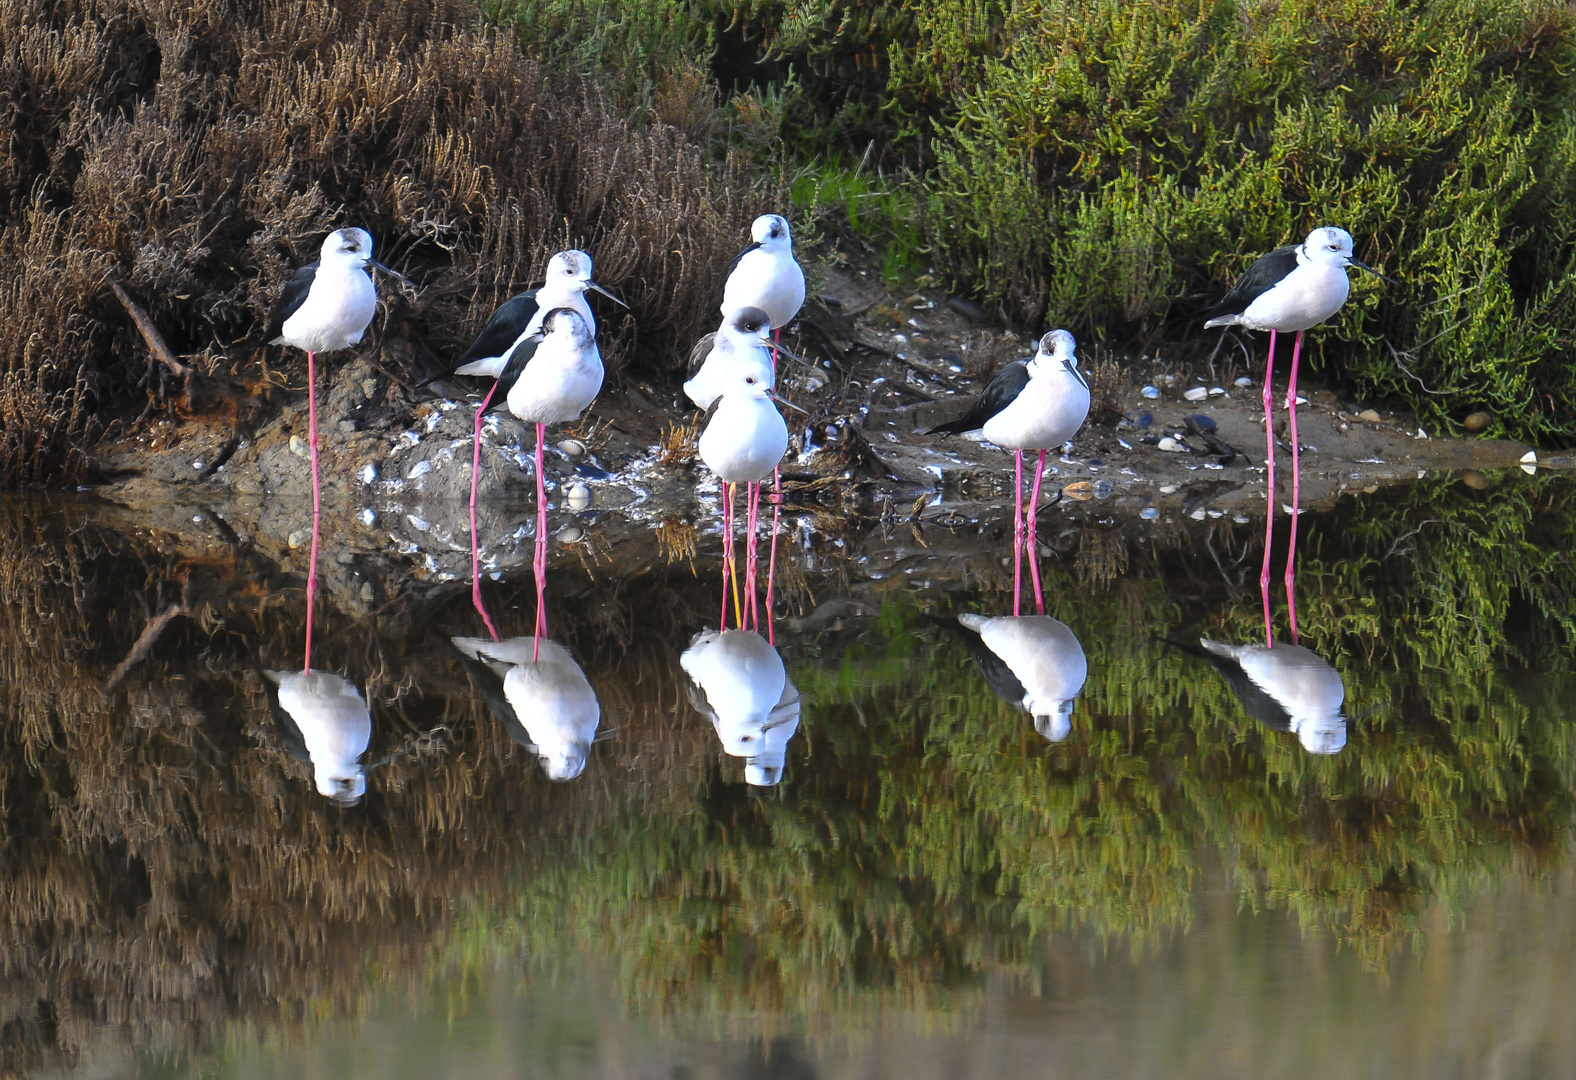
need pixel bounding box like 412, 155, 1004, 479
91, 255, 1565, 576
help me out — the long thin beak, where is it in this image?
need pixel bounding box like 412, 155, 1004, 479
1350, 258, 1397, 286
369, 259, 415, 287
769, 341, 819, 371
768, 390, 809, 416
587, 281, 630, 309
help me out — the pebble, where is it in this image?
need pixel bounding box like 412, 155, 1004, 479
1356, 409, 1382, 422
557, 439, 587, 459
1234, 376, 1254, 388
287, 529, 308, 549
1156, 436, 1184, 452
359, 462, 378, 484
1159, 484, 1179, 495
1190, 508, 1207, 520
1182, 386, 1209, 402
1140, 507, 1160, 520
1233, 514, 1251, 524
1463, 411, 1491, 432
566, 482, 591, 510
1188, 414, 1217, 432
360, 582, 375, 602
338, 420, 357, 434
1208, 387, 1227, 397
558, 525, 585, 544
1461, 469, 1490, 490
289, 435, 308, 458
1141, 385, 1161, 399
1136, 412, 1153, 429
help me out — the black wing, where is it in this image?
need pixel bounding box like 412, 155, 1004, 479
259, 671, 313, 764
1160, 638, 1293, 733
931, 617, 1027, 707
483, 328, 549, 414
419, 291, 540, 386
686, 332, 718, 378
725, 240, 762, 275
452, 647, 537, 750
1191, 245, 1300, 323
263, 262, 319, 343
925, 359, 1030, 436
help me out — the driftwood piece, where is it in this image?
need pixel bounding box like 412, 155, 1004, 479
109, 280, 192, 379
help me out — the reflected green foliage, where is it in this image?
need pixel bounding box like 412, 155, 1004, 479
467, 476, 1576, 1027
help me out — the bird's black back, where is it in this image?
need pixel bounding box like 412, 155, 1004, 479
932, 616, 1028, 707
457, 291, 540, 368
925, 359, 1030, 436
262, 262, 319, 343
260, 673, 313, 764
1161, 638, 1293, 732
1189, 245, 1300, 323
452, 646, 537, 750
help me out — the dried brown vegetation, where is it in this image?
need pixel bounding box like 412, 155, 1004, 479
0, 0, 772, 486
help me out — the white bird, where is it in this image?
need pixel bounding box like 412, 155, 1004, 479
1187, 227, 1388, 622
684, 306, 777, 410
452, 635, 601, 780
439, 250, 625, 381
680, 628, 801, 785
264, 670, 373, 803
1193, 639, 1347, 755
263, 227, 401, 507
698, 357, 789, 485
927, 329, 1090, 549
956, 614, 1087, 742
467, 307, 604, 517
721, 214, 805, 333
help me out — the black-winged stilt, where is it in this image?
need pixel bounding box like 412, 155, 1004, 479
263, 670, 372, 804
953, 614, 1087, 743
450, 635, 601, 780
680, 628, 802, 787
1176, 638, 1347, 755
722, 214, 805, 338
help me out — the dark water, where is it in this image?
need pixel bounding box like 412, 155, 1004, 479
4, 471, 1574, 1079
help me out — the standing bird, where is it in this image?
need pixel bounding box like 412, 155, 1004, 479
1186, 227, 1387, 642
698, 358, 792, 629
263, 227, 401, 512
451, 635, 601, 780
953, 614, 1088, 743
433, 249, 626, 383
684, 307, 778, 410
1171, 638, 1347, 756
263, 670, 373, 804
927, 330, 1090, 609
722, 214, 805, 358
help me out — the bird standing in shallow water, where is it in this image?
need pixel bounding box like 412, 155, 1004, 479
685, 307, 778, 410
928, 329, 1090, 614
1187, 226, 1387, 643
722, 214, 805, 366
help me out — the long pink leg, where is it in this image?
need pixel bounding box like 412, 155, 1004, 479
469, 382, 499, 628
304, 349, 320, 673
719, 483, 733, 631
764, 470, 782, 645
1283, 330, 1304, 643
1260, 329, 1278, 648
771, 327, 780, 374
1012, 450, 1024, 618
1027, 449, 1048, 615
744, 481, 760, 629
532, 422, 549, 661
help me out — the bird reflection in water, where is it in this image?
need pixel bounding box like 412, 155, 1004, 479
1178, 637, 1347, 755
951, 614, 1088, 742
680, 628, 801, 786
451, 635, 601, 780
263, 670, 372, 804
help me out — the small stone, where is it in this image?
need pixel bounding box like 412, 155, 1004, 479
1234, 376, 1254, 388
558, 525, 585, 544
1233, 514, 1251, 524
1520, 450, 1538, 465
336, 551, 355, 565
1140, 385, 1161, 399
359, 508, 377, 526
192, 460, 204, 470
287, 529, 309, 549
359, 462, 378, 484
1182, 386, 1209, 402
360, 582, 375, 602
566, 482, 591, 510
1208, 386, 1227, 397
1461, 470, 1490, 490
1463, 411, 1491, 432
1159, 484, 1179, 495
290, 435, 309, 458
1356, 409, 1382, 423
361, 378, 378, 400
1156, 437, 1184, 452
1140, 507, 1160, 520
1189, 508, 1207, 520
338, 420, 357, 434
1061, 481, 1093, 501
557, 439, 587, 459
1188, 414, 1217, 432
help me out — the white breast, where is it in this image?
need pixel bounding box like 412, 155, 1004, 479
698, 397, 788, 483
981, 367, 1090, 451
1239, 263, 1351, 332
506, 338, 604, 424
722, 250, 805, 331
502, 642, 601, 749
280, 267, 377, 353
965, 615, 1088, 712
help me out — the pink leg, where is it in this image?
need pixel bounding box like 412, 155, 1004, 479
744, 481, 760, 630
1260, 330, 1278, 648
469, 382, 500, 636
1283, 330, 1304, 643
304, 349, 320, 673
532, 422, 549, 661
1012, 450, 1024, 618
771, 327, 780, 375
719, 483, 733, 631
764, 469, 781, 645
1028, 449, 1047, 615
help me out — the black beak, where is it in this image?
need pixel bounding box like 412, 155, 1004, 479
369, 259, 415, 288
770, 341, 819, 372
768, 390, 810, 416
587, 281, 631, 309
1350, 258, 1397, 286
1063, 357, 1088, 390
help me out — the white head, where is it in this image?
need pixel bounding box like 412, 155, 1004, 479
751, 214, 793, 251
1030, 328, 1084, 386
539, 740, 591, 781
541, 306, 594, 347
746, 753, 787, 787
723, 356, 775, 401
1301, 227, 1357, 267
545, 249, 594, 287
314, 760, 367, 804
723, 306, 774, 343
1295, 714, 1348, 755
1030, 698, 1076, 743
320, 228, 375, 268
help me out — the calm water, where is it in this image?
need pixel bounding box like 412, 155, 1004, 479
5, 471, 1574, 1078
